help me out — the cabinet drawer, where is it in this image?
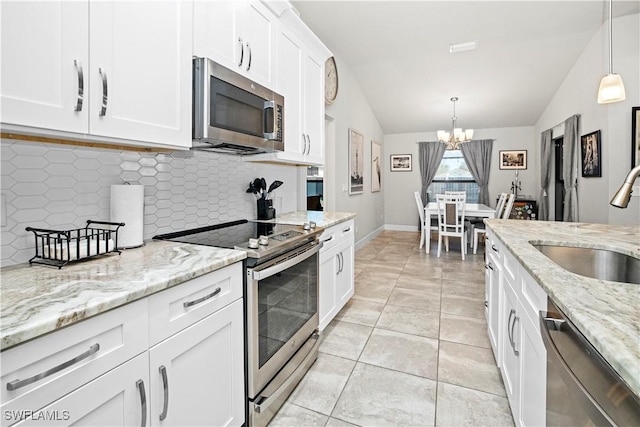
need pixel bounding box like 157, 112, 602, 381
486, 231, 503, 263
319, 227, 338, 253
1, 299, 148, 420
502, 245, 518, 283
338, 219, 355, 241
148, 263, 243, 346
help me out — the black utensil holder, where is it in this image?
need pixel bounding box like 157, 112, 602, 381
257, 199, 275, 220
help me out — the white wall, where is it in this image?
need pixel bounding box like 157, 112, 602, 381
535, 13, 640, 225
324, 53, 385, 243
384, 126, 536, 228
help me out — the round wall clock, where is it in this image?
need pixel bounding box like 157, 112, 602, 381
325, 57, 338, 104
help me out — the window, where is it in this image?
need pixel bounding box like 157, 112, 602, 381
427, 150, 480, 202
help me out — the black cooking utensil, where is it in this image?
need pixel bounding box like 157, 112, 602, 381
246, 181, 255, 193
260, 178, 267, 199
266, 180, 283, 199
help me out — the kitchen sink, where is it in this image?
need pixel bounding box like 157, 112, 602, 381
531, 244, 640, 285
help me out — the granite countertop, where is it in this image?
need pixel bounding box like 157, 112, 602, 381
266, 211, 356, 228
0, 241, 246, 351
485, 219, 640, 396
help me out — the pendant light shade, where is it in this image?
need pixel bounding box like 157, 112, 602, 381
437, 97, 473, 149
597, 0, 626, 104
597, 74, 626, 104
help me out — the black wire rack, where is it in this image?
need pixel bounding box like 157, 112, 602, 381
25, 220, 125, 269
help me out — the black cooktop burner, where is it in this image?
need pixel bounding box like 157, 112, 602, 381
153, 219, 321, 262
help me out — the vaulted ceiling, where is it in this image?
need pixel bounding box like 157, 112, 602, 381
291, 1, 640, 134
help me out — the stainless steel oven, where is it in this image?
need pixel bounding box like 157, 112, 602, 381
246, 240, 320, 426
153, 220, 322, 427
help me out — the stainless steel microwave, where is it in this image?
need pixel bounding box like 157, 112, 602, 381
192, 57, 284, 154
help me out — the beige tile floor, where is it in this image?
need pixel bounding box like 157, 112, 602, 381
269, 230, 514, 427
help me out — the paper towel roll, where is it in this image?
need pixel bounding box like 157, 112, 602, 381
110, 184, 144, 248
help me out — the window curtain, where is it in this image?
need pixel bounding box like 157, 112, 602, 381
562, 115, 580, 222
539, 129, 553, 220
418, 141, 447, 203
460, 139, 494, 205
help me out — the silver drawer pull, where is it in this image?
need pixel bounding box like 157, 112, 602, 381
238, 37, 244, 66
342, 227, 351, 233
491, 244, 499, 252
323, 236, 333, 243
136, 379, 147, 427
183, 287, 221, 308
74, 60, 84, 112
246, 42, 252, 71
98, 67, 108, 116
7, 343, 100, 391
159, 365, 169, 421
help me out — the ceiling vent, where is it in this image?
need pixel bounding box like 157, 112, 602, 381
449, 41, 478, 54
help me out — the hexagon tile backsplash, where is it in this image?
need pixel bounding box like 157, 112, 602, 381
0, 138, 299, 267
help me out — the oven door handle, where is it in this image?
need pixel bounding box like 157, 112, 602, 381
252, 242, 320, 281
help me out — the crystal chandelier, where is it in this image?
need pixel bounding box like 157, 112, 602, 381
437, 97, 474, 149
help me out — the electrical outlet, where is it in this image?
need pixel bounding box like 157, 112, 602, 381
0, 194, 6, 227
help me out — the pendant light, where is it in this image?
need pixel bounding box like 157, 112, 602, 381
597, 0, 626, 104
437, 97, 474, 150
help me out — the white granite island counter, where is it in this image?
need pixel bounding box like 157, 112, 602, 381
265, 211, 356, 228
485, 219, 640, 396
0, 241, 246, 350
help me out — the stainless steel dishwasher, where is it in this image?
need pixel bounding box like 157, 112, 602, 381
540, 298, 640, 426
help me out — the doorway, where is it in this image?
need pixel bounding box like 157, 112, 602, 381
554, 137, 564, 221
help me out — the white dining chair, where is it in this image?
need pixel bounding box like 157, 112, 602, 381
502, 193, 516, 219
445, 191, 472, 245
473, 192, 508, 254
435, 193, 467, 260
414, 191, 437, 253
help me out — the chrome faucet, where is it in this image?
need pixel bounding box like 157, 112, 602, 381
610, 165, 640, 208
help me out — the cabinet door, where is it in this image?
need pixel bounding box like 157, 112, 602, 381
193, 1, 240, 70
12, 353, 149, 427
89, 1, 192, 148
276, 26, 305, 157
149, 299, 244, 427
302, 51, 325, 163
518, 307, 546, 427
241, 2, 276, 87
486, 250, 502, 363
0, 1, 88, 133
501, 279, 521, 420
318, 246, 338, 331
335, 240, 354, 308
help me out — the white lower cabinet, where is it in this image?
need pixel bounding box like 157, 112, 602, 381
319, 220, 355, 330
485, 230, 547, 426
12, 353, 150, 427
0, 263, 244, 427
148, 299, 244, 427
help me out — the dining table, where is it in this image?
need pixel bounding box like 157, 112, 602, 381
423, 202, 495, 254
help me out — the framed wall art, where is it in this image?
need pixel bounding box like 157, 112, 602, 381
349, 128, 364, 195
371, 140, 381, 192
632, 106, 639, 168
390, 154, 412, 172
499, 150, 527, 170
581, 130, 601, 177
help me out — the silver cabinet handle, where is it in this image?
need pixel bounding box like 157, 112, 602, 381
335, 253, 340, 275
511, 311, 519, 356
491, 244, 498, 253
136, 379, 147, 427
246, 42, 252, 71
301, 133, 307, 155
305, 134, 311, 155
7, 343, 100, 391
507, 309, 515, 349
238, 37, 244, 66
159, 365, 169, 421
98, 67, 108, 116
485, 263, 494, 270
74, 60, 84, 112
323, 236, 333, 243
342, 227, 351, 233
183, 287, 221, 308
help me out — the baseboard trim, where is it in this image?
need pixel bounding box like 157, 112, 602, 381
355, 225, 384, 250
384, 224, 419, 232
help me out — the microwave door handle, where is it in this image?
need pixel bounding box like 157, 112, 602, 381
263, 100, 277, 140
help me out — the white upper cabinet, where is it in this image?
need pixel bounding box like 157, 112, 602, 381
1, 1, 193, 150
89, 1, 192, 147
193, 1, 276, 88
1, 1, 89, 134
247, 7, 331, 166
